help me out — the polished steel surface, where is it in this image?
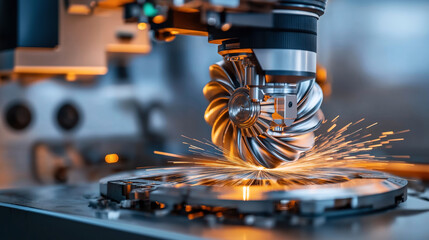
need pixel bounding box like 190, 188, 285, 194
203, 60, 324, 167
99, 167, 407, 216
272, 9, 320, 19
253, 49, 317, 73
228, 88, 260, 128
0, 181, 427, 240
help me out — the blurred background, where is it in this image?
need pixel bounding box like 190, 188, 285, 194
0, 0, 428, 188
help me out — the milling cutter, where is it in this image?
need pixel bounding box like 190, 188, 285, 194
128, 0, 327, 167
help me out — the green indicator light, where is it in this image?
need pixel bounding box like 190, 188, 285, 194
143, 3, 158, 17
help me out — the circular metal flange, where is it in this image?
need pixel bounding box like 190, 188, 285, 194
100, 167, 407, 217
228, 88, 260, 128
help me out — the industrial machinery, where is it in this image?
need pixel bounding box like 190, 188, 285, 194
129, 0, 326, 168
1, 1, 429, 240
0, 0, 158, 186
0, 0, 326, 175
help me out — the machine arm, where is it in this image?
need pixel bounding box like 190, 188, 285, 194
124, 0, 327, 168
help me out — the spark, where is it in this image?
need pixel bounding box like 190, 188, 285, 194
148, 117, 410, 187
153, 151, 187, 159
395, 129, 410, 134
352, 118, 365, 126
327, 124, 337, 132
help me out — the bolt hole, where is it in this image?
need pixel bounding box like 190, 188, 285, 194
288, 101, 293, 108
5, 102, 32, 131
57, 103, 80, 131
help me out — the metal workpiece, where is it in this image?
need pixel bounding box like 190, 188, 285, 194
203, 59, 324, 168
99, 167, 407, 219
1, 176, 427, 240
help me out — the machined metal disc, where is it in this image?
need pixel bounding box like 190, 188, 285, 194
100, 167, 407, 217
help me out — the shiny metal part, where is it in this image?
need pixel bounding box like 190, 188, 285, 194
253, 49, 317, 75
99, 168, 407, 217
273, 93, 297, 127
246, 64, 264, 102
203, 60, 324, 168
0, 176, 421, 239
272, 9, 320, 19
228, 88, 260, 128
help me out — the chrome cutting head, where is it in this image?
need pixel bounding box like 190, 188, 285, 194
203, 60, 324, 168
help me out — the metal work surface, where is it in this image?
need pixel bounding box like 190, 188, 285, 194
100, 168, 407, 218
0, 181, 428, 239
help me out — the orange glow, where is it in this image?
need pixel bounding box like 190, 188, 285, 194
217, 48, 252, 56
137, 22, 148, 30
106, 44, 151, 54
66, 73, 76, 82
316, 65, 330, 97
152, 118, 411, 187
185, 205, 192, 212
68, 5, 91, 15
242, 186, 250, 201
316, 65, 328, 82
152, 15, 166, 24
14, 66, 107, 75
105, 154, 119, 164
98, 0, 134, 8
160, 28, 208, 37
221, 23, 232, 31
188, 212, 204, 220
